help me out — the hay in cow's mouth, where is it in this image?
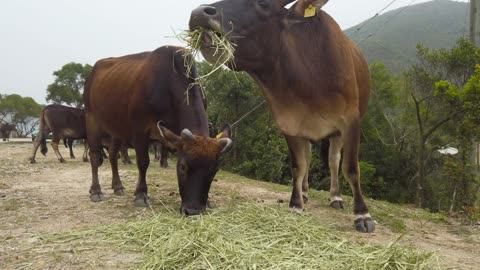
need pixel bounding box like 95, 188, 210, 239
176, 28, 236, 104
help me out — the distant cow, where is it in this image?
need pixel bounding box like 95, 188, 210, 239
83, 46, 232, 214
152, 141, 169, 168
0, 122, 16, 141
29, 105, 88, 163
190, 0, 374, 231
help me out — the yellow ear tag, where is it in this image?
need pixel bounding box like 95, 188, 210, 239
215, 132, 224, 139
304, 4, 316, 18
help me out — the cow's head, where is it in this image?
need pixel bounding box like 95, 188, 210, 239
157, 124, 232, 216
189, 0, 329, 71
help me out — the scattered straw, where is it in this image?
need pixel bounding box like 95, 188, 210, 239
41, 203, 437, 269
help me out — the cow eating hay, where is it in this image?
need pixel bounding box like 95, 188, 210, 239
189, 0, 374, 232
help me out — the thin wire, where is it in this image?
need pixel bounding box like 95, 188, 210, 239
356, 0, 419, 46
230, 100, 266, 128
349, 0, 399, 37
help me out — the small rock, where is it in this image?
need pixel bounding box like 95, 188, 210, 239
168, 191, 175, 196
256, 199, 264, 203
277, 198, 285, 203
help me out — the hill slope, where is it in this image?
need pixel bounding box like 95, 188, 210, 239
345, 0, 468, 73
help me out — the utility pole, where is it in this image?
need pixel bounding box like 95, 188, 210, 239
469, 0, 480, 208
470, 0, 480, 46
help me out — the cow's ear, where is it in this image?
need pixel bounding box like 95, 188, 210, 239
215, 124, 232, 139
156, 122, 183, 153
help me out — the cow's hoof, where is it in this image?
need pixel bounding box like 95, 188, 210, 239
59, 158, 66, 163
114, 188, 126, 196
330, 200, 345, 210
206, 200, 213, 209
29, 158, 36, 164
83, 157, 89, 162
90, 193, 104, 202
302, 194, 309, 204
134, 193, 151, 207
290, 206, 304, 214
160, 163, 169, 169
354, 215, 375, 233
70, 156, 75, 159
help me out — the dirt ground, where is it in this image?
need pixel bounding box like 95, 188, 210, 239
0, 142, 479, 269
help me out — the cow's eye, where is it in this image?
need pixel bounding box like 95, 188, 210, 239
257, 0, 269, 9
179, 162, 187, 174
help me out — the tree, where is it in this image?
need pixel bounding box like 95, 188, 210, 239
46, 62, 92, 108
0, 93, 43, 137
405, 39, 480, 208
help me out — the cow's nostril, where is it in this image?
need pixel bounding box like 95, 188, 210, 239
204, 6, 217, 16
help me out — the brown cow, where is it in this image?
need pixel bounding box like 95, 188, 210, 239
190, 0, 374, 232
83, 46, 232, 214
29, 105, 88, 163
0, 122, 16, 141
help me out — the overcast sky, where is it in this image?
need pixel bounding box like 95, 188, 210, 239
0, 0, 469, 104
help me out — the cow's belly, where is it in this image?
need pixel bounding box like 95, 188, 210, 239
274, 111, 339, 141
269, 101, 341, 141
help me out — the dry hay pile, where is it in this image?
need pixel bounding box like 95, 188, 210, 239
42, 203, 437, 269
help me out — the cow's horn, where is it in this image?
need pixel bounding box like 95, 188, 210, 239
156, 121, 165, 138
218, 138, 233, 155
181, 129, 196, 142
280, 0, 296, 7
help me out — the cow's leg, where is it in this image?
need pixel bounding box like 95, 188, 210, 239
29, 137, 42, 164
88, 135, 104, 202
133, 136, 151, 207
108, 139, 125, 196
153, 143, 160, 161
342, 117, 375, 233
120, 145, 132, 165
285, 135, 311, 213
68, 139, 75, 159
51, 136, 66, 163
329, 135, 345, 209
160, 145, 169, 168
82, 141, 89, 162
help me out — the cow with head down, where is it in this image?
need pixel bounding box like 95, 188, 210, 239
83, 46, 232, 215
189, 0, 374, 232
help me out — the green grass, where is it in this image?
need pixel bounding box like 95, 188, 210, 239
41, 203, 438, 270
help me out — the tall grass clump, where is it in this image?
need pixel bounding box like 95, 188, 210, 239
43, 203, 438, 269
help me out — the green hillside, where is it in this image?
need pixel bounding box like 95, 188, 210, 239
345, 0, 468, 73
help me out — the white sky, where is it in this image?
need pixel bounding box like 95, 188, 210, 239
0, 0, 469, 104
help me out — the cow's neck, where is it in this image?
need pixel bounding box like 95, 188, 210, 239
176, 99, 209, 137
246, 13, 348, 138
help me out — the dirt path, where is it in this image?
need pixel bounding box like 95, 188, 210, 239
1, 142, 479, 269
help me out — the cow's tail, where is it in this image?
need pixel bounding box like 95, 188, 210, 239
320, 138, 330, 172
38, 108, 49, 156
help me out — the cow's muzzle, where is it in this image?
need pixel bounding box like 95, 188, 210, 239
180, 205, 206, 216
189, 5, 218, 31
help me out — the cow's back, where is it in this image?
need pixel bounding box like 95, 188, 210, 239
84, 46, 208, 140
43, 105, 86, 137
